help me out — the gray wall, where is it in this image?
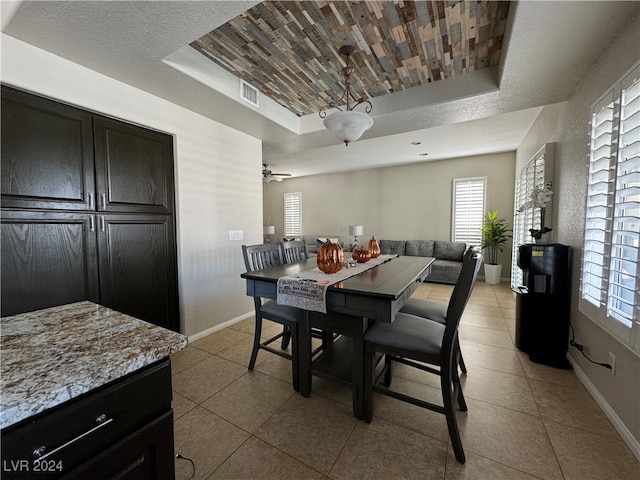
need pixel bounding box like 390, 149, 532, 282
516, 15, 640, 449
263, 151, 516, 272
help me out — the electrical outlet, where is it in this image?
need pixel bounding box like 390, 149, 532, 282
608, 352, 616, 376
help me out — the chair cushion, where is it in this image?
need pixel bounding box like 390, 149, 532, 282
399, 298, 447, 324
260, 300, 302, 323
405, 240, 435, 257
364, 312, 445, 356
379, 240, 406, 255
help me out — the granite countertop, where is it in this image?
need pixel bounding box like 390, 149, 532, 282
0, 301, 188, 430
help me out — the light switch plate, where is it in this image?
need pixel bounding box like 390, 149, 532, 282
229, 230, 243, 241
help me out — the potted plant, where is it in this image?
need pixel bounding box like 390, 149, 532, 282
481, 210, 512, 284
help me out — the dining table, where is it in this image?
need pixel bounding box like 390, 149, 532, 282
241, 254, 434, 419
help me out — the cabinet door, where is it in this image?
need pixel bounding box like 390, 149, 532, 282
93, 117, 174, 214
97, 214, 178, 331
1, 86, 95, 211
1, 210, 100, 317
63, 412, 175, 480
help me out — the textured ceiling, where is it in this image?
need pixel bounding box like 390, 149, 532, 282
190, 0, 509, 117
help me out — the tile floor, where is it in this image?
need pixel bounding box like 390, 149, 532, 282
170, 282, 639, 480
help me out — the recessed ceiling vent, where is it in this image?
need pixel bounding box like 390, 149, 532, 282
240, 79, 259, 108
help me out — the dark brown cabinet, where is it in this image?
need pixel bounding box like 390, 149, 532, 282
1, 359, 175, 480
0, 210, 100, 316
1, 86, 179, 331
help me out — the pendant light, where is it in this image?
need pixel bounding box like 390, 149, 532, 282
319, 45, 373, 146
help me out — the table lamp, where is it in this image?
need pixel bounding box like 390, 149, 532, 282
349, 225, 364, 244
263, 225, 275, 243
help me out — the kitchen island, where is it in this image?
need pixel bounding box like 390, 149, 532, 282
1, 301, 187, 479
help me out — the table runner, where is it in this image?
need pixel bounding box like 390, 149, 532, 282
277, 254, 398, 313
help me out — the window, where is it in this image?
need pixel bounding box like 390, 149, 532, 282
511, 144, 553, 289
284, 192, 302, 237
580, 63, 640, 351
452, 177, 486, 245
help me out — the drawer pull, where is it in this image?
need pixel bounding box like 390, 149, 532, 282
32, 415, 113, 463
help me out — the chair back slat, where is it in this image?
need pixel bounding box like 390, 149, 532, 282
280, 240, 309, 264
242, 243, 282, 272
443, 248, 482, 347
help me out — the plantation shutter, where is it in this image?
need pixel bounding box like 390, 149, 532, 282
511, 145, 552, 289
581, 90, 616, 309
284, 192, 302, 237
452, 177, 485, 245
606, 71, 639, 327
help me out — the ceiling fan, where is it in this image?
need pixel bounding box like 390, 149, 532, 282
262, 164, 291, 183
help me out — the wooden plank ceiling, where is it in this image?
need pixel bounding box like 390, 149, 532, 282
191, 1, 509, 117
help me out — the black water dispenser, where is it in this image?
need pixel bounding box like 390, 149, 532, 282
515, 244, 571, 369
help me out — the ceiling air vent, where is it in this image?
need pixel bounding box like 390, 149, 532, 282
240, 79, 259, 108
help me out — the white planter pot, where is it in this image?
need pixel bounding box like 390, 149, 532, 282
484, 264, 502, 284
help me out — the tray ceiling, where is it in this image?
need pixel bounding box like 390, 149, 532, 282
190, 0, 510, 117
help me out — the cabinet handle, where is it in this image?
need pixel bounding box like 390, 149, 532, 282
32, 414, 113, 463
100, 193, 106, 210
100, 216, 105, 232
89, 216, 94, 232
88, 192, 93, 209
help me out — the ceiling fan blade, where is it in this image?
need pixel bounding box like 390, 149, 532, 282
271, 173, 291, 177
272, 176, 284, 182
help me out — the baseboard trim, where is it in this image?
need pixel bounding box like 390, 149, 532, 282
187, 311, 254, 343
568, 353, 640, 461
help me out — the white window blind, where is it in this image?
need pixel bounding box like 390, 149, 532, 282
511, 145, 553, 289
580, 63, 640, 351
452, 177, 485, 245
284, 192, 302, 237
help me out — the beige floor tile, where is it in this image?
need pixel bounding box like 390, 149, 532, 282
444, 448, 541, 480
529, 377, 619, 438
311, 376, 354, 408
209, 436, 327, 479
462, 303, 505, 318
467, 293, 500, 307
389, 360, 442, 389
329, 417, 447, 480
215, 335, 270, 368
172, 390, 197, 420
172, 355, 247, 403
461, 312, 508, 331
227, 316, 257, 335
202, 371, 295, 433
545, 421, 640, 480
190, 327, 252, 355
457, 398, 563, 479
254, 394, 358, 475
517, 351, 581, 387
254, 352, 295, 385
459, 365, 538, 415
170, 345, 211, 375
459, 324, 515, 350
544, 420, 640, 480
173, 406, 250, 480
459, 341, 524, 376
369, 376, 449, 442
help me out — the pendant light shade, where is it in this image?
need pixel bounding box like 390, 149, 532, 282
319, 45, 373, 146
323, 111, 374, 146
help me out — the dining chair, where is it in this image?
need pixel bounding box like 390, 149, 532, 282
399, 247, 478, 374
276, 240, 309, 350
279, 240, 309, 264
242, 243, 302, 390
362, 249, 482, 463
278, 240, 335, 352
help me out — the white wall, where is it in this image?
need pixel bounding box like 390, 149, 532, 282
515, 15, 640, 454
1, 34, 262, 337
263, 152, 516, 271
